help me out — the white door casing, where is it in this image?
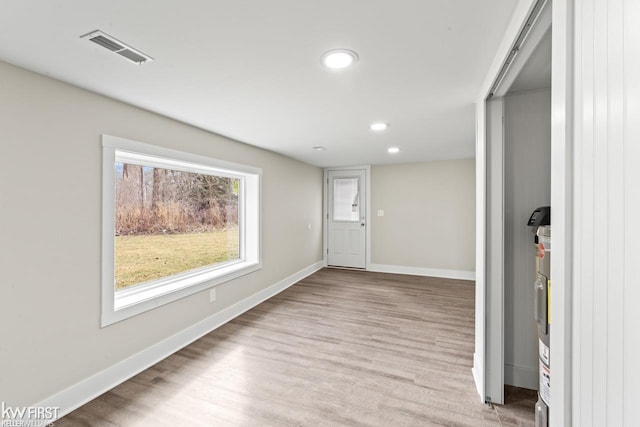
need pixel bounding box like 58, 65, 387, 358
327, 169, 366, 268
485, 97, 505, 405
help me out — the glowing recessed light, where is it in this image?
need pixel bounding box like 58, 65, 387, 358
320, 49, 359, 69
312, 146, 327, 151
370, 122, 389, 131
387, 147, 400, 154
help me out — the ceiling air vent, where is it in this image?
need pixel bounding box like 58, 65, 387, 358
80, 30, 153, 65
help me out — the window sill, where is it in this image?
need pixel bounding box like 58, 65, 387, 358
102, 260, 261, 327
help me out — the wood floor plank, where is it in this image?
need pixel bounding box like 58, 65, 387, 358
57, 268, 534, 426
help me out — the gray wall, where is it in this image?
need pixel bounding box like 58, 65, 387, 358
503, 88, 551, 389
0, 60, 323, 406
370, 159, 475, 273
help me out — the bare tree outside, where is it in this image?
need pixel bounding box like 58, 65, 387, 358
114, 163, 240, 290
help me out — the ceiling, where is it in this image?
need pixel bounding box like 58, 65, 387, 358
508, 28, 552, 93
0, 0, 517, 167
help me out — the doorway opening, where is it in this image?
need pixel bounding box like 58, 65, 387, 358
483, 0, 552, 423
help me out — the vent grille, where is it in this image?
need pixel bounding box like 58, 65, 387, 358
81, 30, 153, 65
116, 49, 148, 63
89, 35, 124, 52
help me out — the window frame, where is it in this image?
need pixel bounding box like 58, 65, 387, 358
101, 134, 262, 327
332, 176, 361, 222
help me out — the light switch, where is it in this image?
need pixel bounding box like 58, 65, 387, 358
377, 210, 385, 217
209, 288, 216, 302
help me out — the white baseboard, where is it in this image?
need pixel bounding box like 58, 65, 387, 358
504, 363, 538, 391
35, 261, 324, 422
368, 263, 475, 281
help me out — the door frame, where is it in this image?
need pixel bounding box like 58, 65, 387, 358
483, 1, 553, 406
474, 0, 545, 404
475, 0, 574, 425
484, 96, 506, 405
323, 166, 371, 269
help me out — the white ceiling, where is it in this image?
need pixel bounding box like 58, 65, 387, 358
508, 28, 552, 93
0, 0, 517, 167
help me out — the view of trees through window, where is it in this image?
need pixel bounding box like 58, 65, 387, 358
114, 162, 240, 290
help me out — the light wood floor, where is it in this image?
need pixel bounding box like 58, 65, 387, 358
57, 269, 535, 426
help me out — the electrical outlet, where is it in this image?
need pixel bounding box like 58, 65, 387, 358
209, 288, 216, 302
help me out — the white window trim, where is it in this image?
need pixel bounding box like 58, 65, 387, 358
101, 134, 262, 327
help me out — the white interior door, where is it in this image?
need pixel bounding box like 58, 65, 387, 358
327, 169, 366, 268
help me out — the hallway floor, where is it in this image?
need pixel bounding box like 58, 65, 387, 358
58, 269, 535, 426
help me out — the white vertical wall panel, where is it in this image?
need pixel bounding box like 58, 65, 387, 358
573, 0, 639, 425
503, 89, 551, 389
591, 0, 609, 424
623, 0, 640, 425
572, 0, 592, 423
605, 0, 625, 425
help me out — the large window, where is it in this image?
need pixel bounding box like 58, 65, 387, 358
102, 135, 261, 326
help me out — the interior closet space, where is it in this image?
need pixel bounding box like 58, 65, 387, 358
482, 1, 552, 416
503, 29, 551, 390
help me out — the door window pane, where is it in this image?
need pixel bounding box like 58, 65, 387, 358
333, 178, 360, 221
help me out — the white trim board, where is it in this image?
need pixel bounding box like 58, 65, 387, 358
33, 261, 324, 423
472, 353, 483, 397
368, 264, 475, 281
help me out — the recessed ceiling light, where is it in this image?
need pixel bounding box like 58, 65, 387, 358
320, 49, 359, 69
370, 122, 389, 131
312, 146, 327, 151
387, 147, 400, 154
